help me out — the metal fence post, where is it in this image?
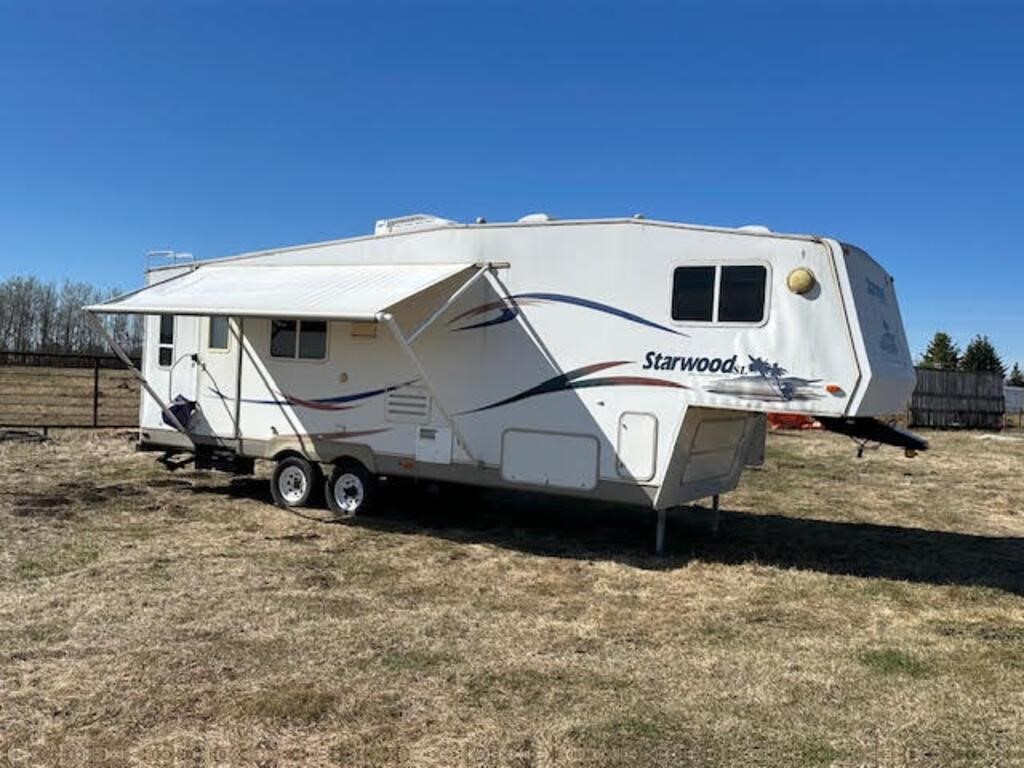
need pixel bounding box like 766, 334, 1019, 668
92, 357, 100, 427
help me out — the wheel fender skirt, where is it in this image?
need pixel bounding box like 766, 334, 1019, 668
818, 417, 929, 451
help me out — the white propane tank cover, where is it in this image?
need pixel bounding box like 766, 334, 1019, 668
737, 224, 772, 234
517, 212, 555, 223
374, 214, 457, 236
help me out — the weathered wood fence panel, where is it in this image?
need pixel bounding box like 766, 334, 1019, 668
1005, 386, 1024, 430
0, 351, 140, 429
910, 367, 1004, 429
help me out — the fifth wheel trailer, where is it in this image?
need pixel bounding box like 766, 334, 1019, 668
86, 213, 925, 545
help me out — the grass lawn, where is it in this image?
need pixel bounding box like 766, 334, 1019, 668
1, 428, 1023, 767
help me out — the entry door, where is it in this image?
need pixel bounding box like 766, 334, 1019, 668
168, 315, 199, 403
616, 412, 658, 482
195, 316, 241, 439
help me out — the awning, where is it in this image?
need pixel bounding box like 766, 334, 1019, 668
85, 262, 477, 320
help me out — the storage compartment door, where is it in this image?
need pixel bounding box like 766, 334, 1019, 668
415, 426, 453, 464
616, 412, 657, 482
501, 430, 599, 490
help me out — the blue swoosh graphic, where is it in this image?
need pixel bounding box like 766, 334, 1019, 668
450, 292, 685, 336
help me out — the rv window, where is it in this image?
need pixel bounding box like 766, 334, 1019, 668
158, 314, 174, 367
159, 314, 174, 345
271, 319, 328, 360
718, 265, 767, 323
298, 321, 327, 359
671, 267, 715, 321
270, 320, 297, 358
208, 316, 229, 350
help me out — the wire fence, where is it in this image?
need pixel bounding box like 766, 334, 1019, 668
0, 350, 141, 429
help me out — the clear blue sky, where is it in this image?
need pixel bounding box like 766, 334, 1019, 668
1, 1, 1021, 366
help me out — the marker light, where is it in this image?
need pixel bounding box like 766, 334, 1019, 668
787, 267, 816, 294
826, 384, 844, 395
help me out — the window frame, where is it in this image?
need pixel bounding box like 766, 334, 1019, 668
668, 261, 772, 328
269, 318, 330, 363
157, 314, 175, 368
206, 315, 231, 354
717, 264, 770, 324
669, 265, 717, 323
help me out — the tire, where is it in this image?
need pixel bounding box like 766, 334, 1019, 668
324, 459, 376, 519
270, 455, 323, 509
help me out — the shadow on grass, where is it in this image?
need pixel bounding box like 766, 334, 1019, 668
194, 477, 1024, 596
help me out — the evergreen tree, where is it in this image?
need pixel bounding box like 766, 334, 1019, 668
960, 335, 1006, 376
1007, 363, 1024, 387
919, 331, 960, 369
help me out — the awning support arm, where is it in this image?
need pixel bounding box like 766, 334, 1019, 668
484, 267, 561, 373
379, 312, 476, 463
406, 264, 490, 344
83, 310, 191, 436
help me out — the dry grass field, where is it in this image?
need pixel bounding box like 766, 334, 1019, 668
1, 429, 1023, 767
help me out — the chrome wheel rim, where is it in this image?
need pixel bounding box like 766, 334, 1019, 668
333, 473, 364, 513
278, 465, 308, 504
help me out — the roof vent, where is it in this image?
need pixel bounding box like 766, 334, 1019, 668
737, 224, 771, 234
374, 214, 457, 236
517, 212, 555, 223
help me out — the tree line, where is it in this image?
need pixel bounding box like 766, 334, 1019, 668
920, 331, 1023, 386
0, 276, 142, 356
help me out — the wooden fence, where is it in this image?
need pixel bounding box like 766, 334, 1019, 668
909, 367, 1005, 429
0, 350, 140, 429
1005, 386, 1024, 430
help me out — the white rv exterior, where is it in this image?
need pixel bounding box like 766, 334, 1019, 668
88, 214, 918, 516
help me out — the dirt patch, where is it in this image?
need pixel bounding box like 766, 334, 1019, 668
57, 481, 147, 503
9, 479, 151, 519
88, 482, 146, 498
12, 494, 75, 519
264, 531, 322, 543
146, 478, 194, 489
0, 429, 48, 444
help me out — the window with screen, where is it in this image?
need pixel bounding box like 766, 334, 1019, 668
718, 266, 767, 323
158, 315, 174, 367
271, 319, 327, 360
671, 267, 715, 321
208, 316, 229, 351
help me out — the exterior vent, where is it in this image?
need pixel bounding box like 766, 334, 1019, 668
374, 214, 457, 236
386, 386, 431, 424
517, 212, 555, 223
737, 224, 771, 234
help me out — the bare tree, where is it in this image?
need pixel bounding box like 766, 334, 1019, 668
0, 276, 143, 356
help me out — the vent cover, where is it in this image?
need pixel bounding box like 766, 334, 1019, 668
386, 386, 431, 424
374, 214, 456, 236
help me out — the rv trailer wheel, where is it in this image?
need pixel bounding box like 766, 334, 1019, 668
270, 455, 322, 509
325, 459, 376, 519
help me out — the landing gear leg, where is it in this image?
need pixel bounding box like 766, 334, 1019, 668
655, 507, 666, 555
